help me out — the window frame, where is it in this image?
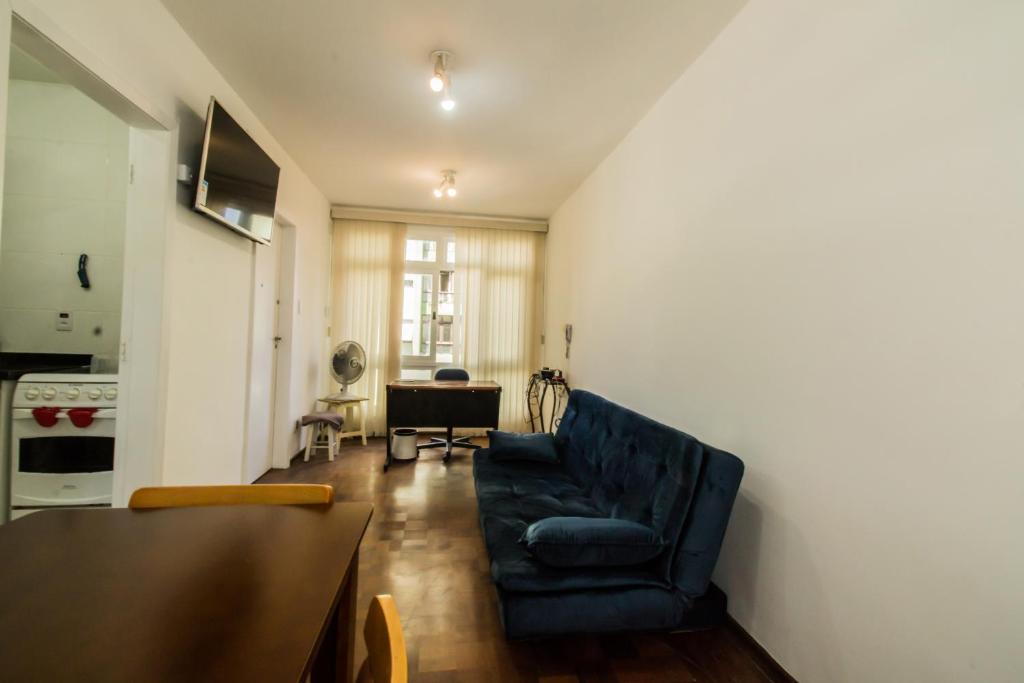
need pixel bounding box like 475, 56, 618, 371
400, 226, 458, 374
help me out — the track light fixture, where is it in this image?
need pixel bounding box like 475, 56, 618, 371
434, 170, 457, 199
430, 50, 455, 111
429, 54, 445, 92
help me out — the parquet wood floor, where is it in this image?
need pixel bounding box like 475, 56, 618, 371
259, 438, 786, 683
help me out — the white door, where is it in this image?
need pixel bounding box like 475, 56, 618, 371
244, 236, 282, 482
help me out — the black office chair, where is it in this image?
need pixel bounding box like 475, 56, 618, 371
416, 367, 482, 457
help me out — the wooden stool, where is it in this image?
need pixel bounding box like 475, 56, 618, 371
301, 411, 344, 461
318, 393, 369, 447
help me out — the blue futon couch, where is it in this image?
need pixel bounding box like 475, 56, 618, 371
473, 389, 744, 639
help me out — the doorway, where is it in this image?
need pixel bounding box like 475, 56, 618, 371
0, 13, 173, 508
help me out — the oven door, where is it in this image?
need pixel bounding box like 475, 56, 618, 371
10, 408, 115, 508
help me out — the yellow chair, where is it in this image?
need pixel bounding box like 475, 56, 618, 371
128, 484, 334, 509
356, 595, 408, 683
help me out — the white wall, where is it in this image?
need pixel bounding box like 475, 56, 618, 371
0, 79, 127, 357
0, 0, 332, 485
544, 2, 1024, 681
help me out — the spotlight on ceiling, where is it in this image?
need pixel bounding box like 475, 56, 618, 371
430, 50, 455, 110
441, 85, 456, 111
434, 170, 457, 199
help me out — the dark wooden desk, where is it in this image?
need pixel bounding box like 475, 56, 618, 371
0, 502, 372, 683
385, 379, 501, 469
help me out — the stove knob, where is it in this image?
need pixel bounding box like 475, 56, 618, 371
103, 388, 118, 401
41, 386, 57, 400
65, 387, 81, 400
87, 388, 103, 400
24, 387, 40, 400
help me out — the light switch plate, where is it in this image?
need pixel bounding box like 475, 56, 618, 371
56, 311, 73, 331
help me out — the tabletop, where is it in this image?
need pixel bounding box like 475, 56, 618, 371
387, 379, 501, 391
0, 502, 373, 682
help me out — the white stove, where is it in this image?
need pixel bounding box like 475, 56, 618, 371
10, 373, 118, 520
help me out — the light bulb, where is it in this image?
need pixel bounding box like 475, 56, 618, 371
441, 79, 456, 111
429, 74, 444, 92
446, 186, 457, 197
433, 187, 443, 198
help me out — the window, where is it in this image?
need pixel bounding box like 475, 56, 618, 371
400, 231, 458, 378
401, 273, 433, 357
405, 239, 437, 262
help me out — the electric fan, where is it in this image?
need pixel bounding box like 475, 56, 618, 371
329, 341, 366, 394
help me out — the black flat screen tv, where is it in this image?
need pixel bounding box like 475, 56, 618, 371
193, 97, 280, 244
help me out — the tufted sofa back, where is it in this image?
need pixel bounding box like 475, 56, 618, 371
555, 390, 743, 597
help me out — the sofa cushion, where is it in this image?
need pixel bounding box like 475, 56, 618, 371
521, 516, 666, 568
474, 451, 594, 516
489, 533, 668, 593
496, 584, 687, 639
554, 390, 707, 582
487, 430, 560, 464
474, 450, 669, 593
495, 582, 729, 640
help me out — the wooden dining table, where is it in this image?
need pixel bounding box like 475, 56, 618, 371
0, 501, 373, 683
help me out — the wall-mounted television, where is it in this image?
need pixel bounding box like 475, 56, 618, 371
193, 97, 281, 245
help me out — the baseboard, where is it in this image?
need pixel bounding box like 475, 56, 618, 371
725, 615, 798, 683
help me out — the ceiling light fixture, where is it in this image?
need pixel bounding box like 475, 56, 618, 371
430, 50, 455, 111
434, 170, 457, 199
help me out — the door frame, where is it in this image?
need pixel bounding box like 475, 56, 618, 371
270, 218, 297, 469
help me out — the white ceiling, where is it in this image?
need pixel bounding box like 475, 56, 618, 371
160, 0, 744, 218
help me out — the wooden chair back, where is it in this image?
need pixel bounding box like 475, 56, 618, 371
128, 484, 334, 509
356, 595, 408, 683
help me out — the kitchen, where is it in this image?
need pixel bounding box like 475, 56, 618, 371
0, 43, 127, 522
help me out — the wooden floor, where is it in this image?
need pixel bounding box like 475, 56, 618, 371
259, 438, 783, 683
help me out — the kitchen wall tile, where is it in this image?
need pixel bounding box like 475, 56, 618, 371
0, 250, 123, 312
0, 307, 121, 356
0, 77, 128, 356
1, 195, 124, 255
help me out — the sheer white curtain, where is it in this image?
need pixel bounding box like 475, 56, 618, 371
456, 227, 545, 431
330, 220, 406, 435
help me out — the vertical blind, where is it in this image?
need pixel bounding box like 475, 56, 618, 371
456, 227, 545, 431
330, 220, 406, 435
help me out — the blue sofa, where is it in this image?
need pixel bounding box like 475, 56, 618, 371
473, 389, 744, 639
